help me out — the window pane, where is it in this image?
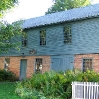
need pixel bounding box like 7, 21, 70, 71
22, 33, 27, 47
83, 59, 92, 72
40, 30, 46, 45
63, 26, 71, 44
4, 58, 10, 71
35, 58, 42, 73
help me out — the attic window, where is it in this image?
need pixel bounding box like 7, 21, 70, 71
63, 26, 71, 44
40, 30, 46, 46
22, 33, 27, 47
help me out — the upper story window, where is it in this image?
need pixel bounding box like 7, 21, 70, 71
63, 26, 71, 44
83, 59, 93, 72
22, 32, 27, 47
40, 30, 46, 46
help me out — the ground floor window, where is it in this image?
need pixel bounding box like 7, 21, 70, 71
83, 59, 93, 72
35, 58, 42, 73
4, 58, 10, 71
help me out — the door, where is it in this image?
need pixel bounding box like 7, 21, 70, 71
63, 57, 74, 70
51, 55, 74, 72
20, 59, 27, 80
51, 58, 62, 72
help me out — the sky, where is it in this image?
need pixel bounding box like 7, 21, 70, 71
4, 0, 99, 23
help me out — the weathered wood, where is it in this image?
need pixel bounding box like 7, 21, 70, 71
1, 18, 99, 57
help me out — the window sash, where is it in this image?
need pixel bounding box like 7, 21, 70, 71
35, 58, 42, 73
83, 59, 93, 72
4, 58, 10, 71
63, 26, 71, 44
40, 30, 46, 45
22, 33, 27, 47
22, 38, 27, 47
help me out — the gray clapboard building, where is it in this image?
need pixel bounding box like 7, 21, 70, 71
0, 3, 99, 79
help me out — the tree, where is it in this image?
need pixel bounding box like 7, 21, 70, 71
0, 21, 23, 53
0, 0, 18, 17
45, 0, 92, 14
0, 0, 23, 53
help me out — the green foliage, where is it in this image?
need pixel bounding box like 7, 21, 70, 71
15, 70, 99, 99
45, 0, 92, 14
0, 82, 23, 99
0, 69, 18, 82
0, 0, 18, 17
15, 86, 46, 99
81, 70, 99, 82
0, 0, 24, 53
0, 21, 24, 53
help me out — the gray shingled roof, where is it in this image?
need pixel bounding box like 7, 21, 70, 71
22, 3, 99, 29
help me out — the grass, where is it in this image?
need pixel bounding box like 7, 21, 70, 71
0, 82, 24, 99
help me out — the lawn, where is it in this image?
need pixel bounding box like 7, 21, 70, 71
0, 82, 23, 99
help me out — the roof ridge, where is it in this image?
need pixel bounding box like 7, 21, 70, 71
22, 3, 99, 29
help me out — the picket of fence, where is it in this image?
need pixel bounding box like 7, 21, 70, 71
72, 82, 99, 99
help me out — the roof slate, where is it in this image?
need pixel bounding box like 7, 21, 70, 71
22, 3, 99, 29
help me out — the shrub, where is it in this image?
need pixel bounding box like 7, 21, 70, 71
16, 71, 72, 99
0, 69, 18, 82
15, 70, 99, 99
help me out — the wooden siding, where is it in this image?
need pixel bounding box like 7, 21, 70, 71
1, 18, 99, 56
51, 55, 74, 71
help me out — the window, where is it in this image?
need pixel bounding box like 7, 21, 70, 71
22, 33, 27, 47
4, 58, 10, 71
63, 26, 71, 44
35, 58, 42, 73
83, 59, 93, 72
40, 30, 46, 46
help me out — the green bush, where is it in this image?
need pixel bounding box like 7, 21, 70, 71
15, 70, 99, 99
0, 69, 18, 82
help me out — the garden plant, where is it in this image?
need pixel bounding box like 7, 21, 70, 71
15, 70, 99, 99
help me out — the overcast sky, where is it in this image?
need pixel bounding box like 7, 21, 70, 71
4, 0, 99, 23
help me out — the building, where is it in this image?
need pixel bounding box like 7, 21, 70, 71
0, 3, 99, 79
